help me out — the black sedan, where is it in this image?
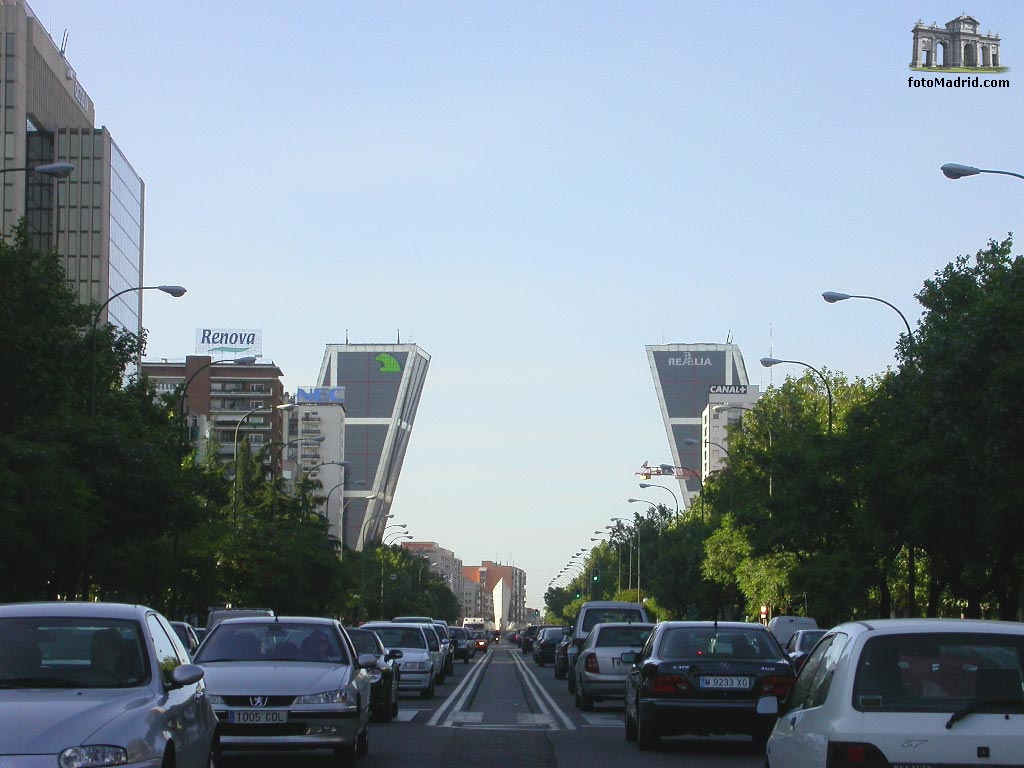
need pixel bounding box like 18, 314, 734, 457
346, 627, 402, 722
623, 621, 794, 751
532, 627, 563, 666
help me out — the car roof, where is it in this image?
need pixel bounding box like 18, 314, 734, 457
835, 618, 1024, 635
590, 622, 655, 631
214, 615, 337, 626
0, 601, 149, 619
580, 601, 646, 608
657, 621, 771, 630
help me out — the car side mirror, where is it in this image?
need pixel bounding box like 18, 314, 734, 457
357, 653, 380, 668
620, 651, 638, 665
756, 695, 779, 716
168, 663, 204, 689
387, 649, 404, 660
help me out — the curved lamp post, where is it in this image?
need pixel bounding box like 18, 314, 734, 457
90, 284, 186, 417
638, 482, 679, 520
0, 161, 75, 178
612, 514, 645, 599
232, 402, 295, 518
940, 163, 1024, 182
760, 356, 833, 435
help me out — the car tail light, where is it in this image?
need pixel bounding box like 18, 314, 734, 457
649, 674, 690, 694
584, 654, 600, 673
826, 741, 890, 768
759, 675, 794, 697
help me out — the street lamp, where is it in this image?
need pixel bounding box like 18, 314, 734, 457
232, 403, 295, 517
760, 356, 834, 435
940, 162, 1024, 182
177, 356, 258, 457
638, 482, 680, 520
0, 161, 75, 178
355, 501, 385, 550
384, 532, 412, 545
822, 291, 913, 345
90, 284, 186, 417
612, 516, 642, 600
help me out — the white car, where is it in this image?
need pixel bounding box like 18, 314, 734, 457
0, 601, 218, 768
193, 616, 374, 764
362, 622, 438, 699
767, 618, 1024, 768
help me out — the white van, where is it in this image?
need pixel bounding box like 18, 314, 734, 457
767, 615, 817, 647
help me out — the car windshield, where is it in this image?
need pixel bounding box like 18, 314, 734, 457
659, 627, 782, 660
0, 617, 148, 689
596, 626, 653, 648
370, 627, 427, 650
853, 632, 1024, 713
194, 622, 346, 664
798, 630, 827, 651
582, 610, 645, 631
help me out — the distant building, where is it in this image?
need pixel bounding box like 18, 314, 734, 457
402, 542, 464, 611
316, 343, 430, 550
646, 343, 750, 505
1, 0, 145, 335
462, 561, 527, 631
701, 385, 760, 479
140, 355, 288, 469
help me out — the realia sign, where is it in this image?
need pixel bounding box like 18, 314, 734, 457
195, 328, 262, 357
296, 387, 346, 404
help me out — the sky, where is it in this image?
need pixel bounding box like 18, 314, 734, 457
29, 1, 1024, 606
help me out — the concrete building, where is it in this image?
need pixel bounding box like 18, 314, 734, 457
461, 568, 492, 623
463, 561, 527, 631
140, 355, 288, 469
1, 0, 145, 334
316, 343, 430, 551
402, 542, 464, 609
646, 343, 750, 507
701, 385, 760, 479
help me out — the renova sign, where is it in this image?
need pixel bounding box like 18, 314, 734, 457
195, 328, 262, 357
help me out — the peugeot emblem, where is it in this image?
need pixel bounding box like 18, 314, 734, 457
719, 661, 730, 670
250, 696, 267, 707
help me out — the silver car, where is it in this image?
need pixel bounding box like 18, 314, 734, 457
0, 601, 218, 768
362, 622, 437, 699
574, 622, 655, 710
193, 616, 374, 763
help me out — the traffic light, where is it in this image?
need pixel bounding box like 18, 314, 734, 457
592, 570, 600, 582
574, 589, 581, 599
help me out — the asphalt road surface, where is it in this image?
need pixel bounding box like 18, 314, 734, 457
222, 644, 767, 768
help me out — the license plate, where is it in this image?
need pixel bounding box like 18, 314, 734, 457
227, 709, 289, 724
699, 676, 751, 689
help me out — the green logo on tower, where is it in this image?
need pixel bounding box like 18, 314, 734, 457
375, 353, 401, 373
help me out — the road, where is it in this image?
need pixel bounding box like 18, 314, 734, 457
222, 644, 766, 768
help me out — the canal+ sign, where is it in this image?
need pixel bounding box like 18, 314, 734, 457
296, 386, 346, 405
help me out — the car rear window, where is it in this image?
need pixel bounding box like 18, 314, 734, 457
345, 629, 381, 656
596, 626, 653, 648
370, 627, 427, 650
854, 632, 1024, 712
659, 627, 783, 660
582, 610, 645, 631
798, 631, 827, 651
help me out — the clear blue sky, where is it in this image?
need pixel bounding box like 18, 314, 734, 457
33, 1, 1024, 606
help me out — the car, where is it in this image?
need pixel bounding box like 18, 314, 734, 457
623, 620, 794, 750
783, 629, 827, 672
470, 630, 490, 655
205, 607, 275, 632
533, 627, 564, 666
520, 624, 552, 655
192, 616, 373, 763
767, 618, 1024, 768
767, 615, 818, 648
573, 622, 654, 710
362, 622, 438, 699
345, 626, 402, 721
554, 631, 572, 679
0, 601, 218, 768
447, 626, 473, 663
568, 601, 651, 692
392, 616, 453, 678
171, 620, 201, 656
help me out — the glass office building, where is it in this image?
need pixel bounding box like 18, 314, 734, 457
1, 0, 144, 336
317, 344, 430, 549
646, 343, 750, 506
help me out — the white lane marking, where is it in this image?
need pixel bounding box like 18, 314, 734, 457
427, 651, 491, 727
509, 648, 576, 730
393, 709, 421, 722
448, 710, 484, 723
581, 712, 622, 727
518, 713, 555, 725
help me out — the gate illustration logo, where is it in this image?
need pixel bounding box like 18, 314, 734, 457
375, 353, 401, 373
911, 15, 1005, 71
